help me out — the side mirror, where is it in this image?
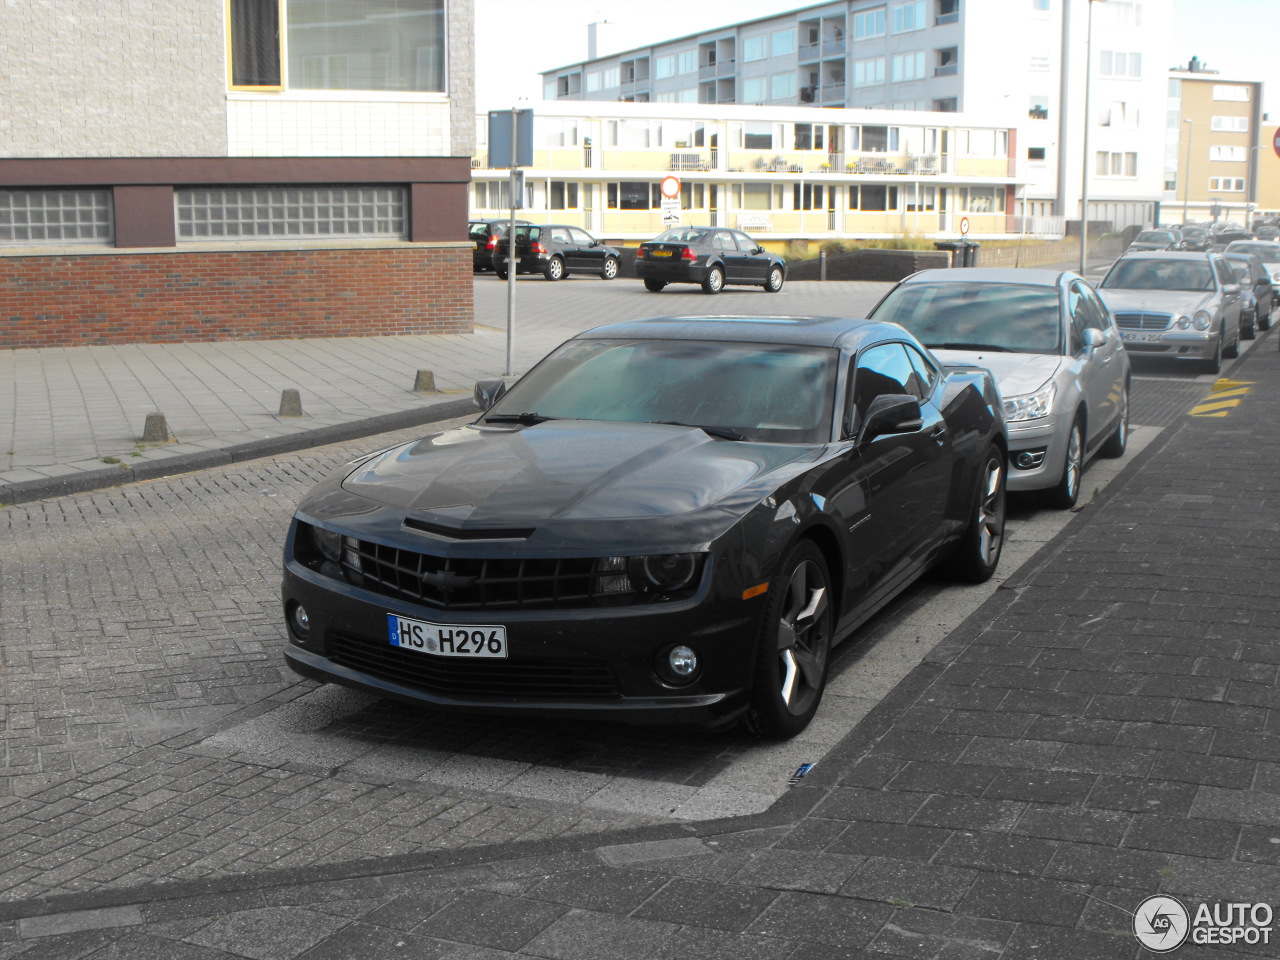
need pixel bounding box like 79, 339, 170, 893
473, 378, 508, 411
1082, 327, 1106, 349
1223, 283, 1241, 295
856, 395, 923, 444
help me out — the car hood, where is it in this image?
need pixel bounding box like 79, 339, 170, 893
1096, 288, 1219, 315
303, 420, 821, 552
929, 350, 1061, 398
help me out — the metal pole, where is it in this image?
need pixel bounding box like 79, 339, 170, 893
1079, 0, 1097, 276
505, 107, 517, 377
1182, 119, 1193, 224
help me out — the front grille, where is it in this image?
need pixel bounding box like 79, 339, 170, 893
329, 631, 622, 699
1113, 311, 1172, 330
344, 543, 640, 610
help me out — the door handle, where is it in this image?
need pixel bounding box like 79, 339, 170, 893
930, 425, 947, 445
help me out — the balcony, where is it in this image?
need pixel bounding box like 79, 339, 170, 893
934, 64, 958, 77
935, 11, 959, 24
669, 152, 709, 171
820, 83, 845, 103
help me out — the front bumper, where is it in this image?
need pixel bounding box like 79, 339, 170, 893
1119, 329, 1219, 360
281, 552, 764, 728
1004, 414, 1068, 492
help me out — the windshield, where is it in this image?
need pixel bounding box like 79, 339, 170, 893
652, 227, 713, 244
1135, 232, 1170, 243
1228, 261, 1252, 282
869, 282, 1062, 354
1182, 227, 1207, 237
1101, 259, 1215, 291
484, 338, 838, 444
1227, 242, 1280, 260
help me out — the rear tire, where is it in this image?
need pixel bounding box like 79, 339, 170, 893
1242, 311, 1257, 340
1042, 416, 1084, 510
601, 257, 619, 280
495, 266, 509, 280
544, 257, 564, 281
945, 444, 1006, 584
1099, 381, 1129, 459
643, 278, 667, 292
764, 266, 784, 293
1259, 302, 1271, 331
741, 541, 833, 739
702, 265, 724, 295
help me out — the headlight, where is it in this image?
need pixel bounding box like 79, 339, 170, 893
310, 525, 342, 562
639, 554, 699, 591
595, 554, 703, 595
1002, 381, 1056, 422
1193, 311, 1212, 331
1175, 315, 1191, 329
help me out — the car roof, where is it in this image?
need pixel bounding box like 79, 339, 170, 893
574, 315, 910, 351
1109, 251, 1217, 260
898, 267, 1071, 288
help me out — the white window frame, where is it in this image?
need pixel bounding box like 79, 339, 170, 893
1209, 145, 1247, 162
743, 36, 767, 62
854, 58, 886, 87
1212, 84, 1250, 102
1208, 177, 1245, 192
891, 0, 926, 33
1211, 116, 1249, 132
854, 7, 886, 39
891, 51, 925, 83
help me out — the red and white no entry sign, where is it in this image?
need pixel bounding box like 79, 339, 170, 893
660, 176, 681, 199
1272, 127, 1280, 160
960, 217, 970, 236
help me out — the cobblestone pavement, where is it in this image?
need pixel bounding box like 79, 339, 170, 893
2, 280, 1277, 958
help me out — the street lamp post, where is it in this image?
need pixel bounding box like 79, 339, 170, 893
1182, 118, 1193, 224
1079, 0, 1104, 275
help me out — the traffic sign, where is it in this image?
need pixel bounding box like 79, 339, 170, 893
660, 196, 681, 225
960, 217, 970, 236
660, 176, 681, 199
1273, 127, 1280, 160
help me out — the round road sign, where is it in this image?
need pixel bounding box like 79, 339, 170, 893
960, 217, 970, 236
1273, 127, 1280, 160
660, 176, 681, 199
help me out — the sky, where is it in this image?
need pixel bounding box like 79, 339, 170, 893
474, 0, 1280, 120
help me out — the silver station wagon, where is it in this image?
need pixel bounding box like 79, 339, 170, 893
1096, 252, 1242, 375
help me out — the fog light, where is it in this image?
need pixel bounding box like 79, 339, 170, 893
1014, 449, 1046, 470
288, 602, 310, 643
657, 644, 700, 685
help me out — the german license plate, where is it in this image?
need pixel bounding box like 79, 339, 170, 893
1121, 332, 1163, 342
387, 614, 507, 658
651, 250, 673, 257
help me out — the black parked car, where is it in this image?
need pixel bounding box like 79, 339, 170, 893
468, 218, 530, 273
282, 316, 1007, 737
1209, 222, 1252, 249
493, 223, 621, 281
635, 226, 786, 294
1179, 224, 1210, 251
1222, 252, 1274, 338
1125, 229, 1181, 253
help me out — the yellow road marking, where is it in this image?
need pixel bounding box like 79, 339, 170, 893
1191, 379, 1253, 418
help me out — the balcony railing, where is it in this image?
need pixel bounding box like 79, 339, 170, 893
934, 64, 958, 77
821, 83, 845, 102
935, 11, 959, 24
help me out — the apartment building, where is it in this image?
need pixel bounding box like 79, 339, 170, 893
1162, 59, 1269, 224
472, 102, 1022, 241
539, 0, 1170, 233
0, 0, 474, 349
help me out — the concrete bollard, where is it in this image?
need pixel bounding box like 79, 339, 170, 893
413, 369, 439, 393
278, 389, 303, 417
819, 249, 827, 282
141, 413, 171, 443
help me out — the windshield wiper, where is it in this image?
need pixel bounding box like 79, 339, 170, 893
649, 420, 746, 441
484, 412, 555, 425
929, 342, 1012, 352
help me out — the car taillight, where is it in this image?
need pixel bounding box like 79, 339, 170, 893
636, 247, 646, 259
681, 247, 696, 261
532, 241, 546, 254
486, 235, 497, 250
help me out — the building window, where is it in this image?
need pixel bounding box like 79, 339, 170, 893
743, 183, 773, 210
655, 55, 675, 79
793, 183, 826, 210
1208, 177, 1245, 192
850, 184, 899, 211
1094, 152, 1138, 177
1210, 145, 1248, 162
854, 58, 886, 86
860, 125, 899, 152
607, 182, 657, 210
0, 189, 113, 244
1028, 146, 1047, 160
1211, 116, 1249, 132
1028, 95, 1049, 120
586, 71, 601, 93
933, 97, 957, 111
935, 47, 957, 75
677, 50, 697, 74
1212, 84, 1250, 102
853, 8, 886, 39
891, 51, 926, 82
961, 186, 1005, 213
1101, 101, 1137, 128
229, 0, 446, 92
176, 186, 406, 239
906, 185, 935, 211
548, 182, 579, 210
771, 28, 797, 58
891, 1, 926, 33
603, 67, 620, 87
794, 123, 825, 150
743, 36, 767, 62
771, 73, 797, 100
937, 0, 959, 22
1098, 50, 1141, 78
743, 77, 767, 102
1032, 0, 1050, 9
744, 121, 773, 149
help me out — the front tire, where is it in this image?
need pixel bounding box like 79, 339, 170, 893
1042, 416, 1084, 510
764, 266, 784, 293
1202, 330, 1223, 374
643, 278, 667, 292
701, 265, 724, 295
741, 541, 833, 739
601, 257, 619, 280
544, 257, 565, 281
945, 444, 1006, 584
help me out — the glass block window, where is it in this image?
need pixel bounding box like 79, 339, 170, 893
175, 186, 406, 240
0, 189, 113, 244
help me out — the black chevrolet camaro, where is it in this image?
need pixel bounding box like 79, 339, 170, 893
282, 317, 1007, 738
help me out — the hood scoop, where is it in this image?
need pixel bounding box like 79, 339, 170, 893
403, 517, 535, 541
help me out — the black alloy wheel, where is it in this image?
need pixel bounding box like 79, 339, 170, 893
945, 444, 1006, 583
1043, 416, 1084, 510
742, 541, 833, 739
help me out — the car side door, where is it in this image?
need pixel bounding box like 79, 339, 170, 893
846, 342, 955, 590
1071, 280, 1127, 451
1212, 256, 1242, 335
711, 230, 744, 282
733, 231, 771, 284
569, 228, 603, 274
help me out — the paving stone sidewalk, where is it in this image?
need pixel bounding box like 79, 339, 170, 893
1, 338, 1276, 954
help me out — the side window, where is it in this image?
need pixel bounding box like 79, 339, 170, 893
1214, 259, 1234, 288
1071, 281, 1108, 332
713, 231, 739, 251
852, 343, 916, 420
734, 231, 758, 252
1066, 284, 1087, 353
570, 228, 594, 245
904, 344, 938, 395
551, 227, 572, 243
1079, 283, 1115, 331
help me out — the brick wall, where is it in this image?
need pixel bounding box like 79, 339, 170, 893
0, 246, 473, 349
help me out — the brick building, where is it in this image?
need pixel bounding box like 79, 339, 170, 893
0, 0, 475, 349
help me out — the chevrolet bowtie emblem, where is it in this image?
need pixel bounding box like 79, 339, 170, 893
420, 569, 477, 593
